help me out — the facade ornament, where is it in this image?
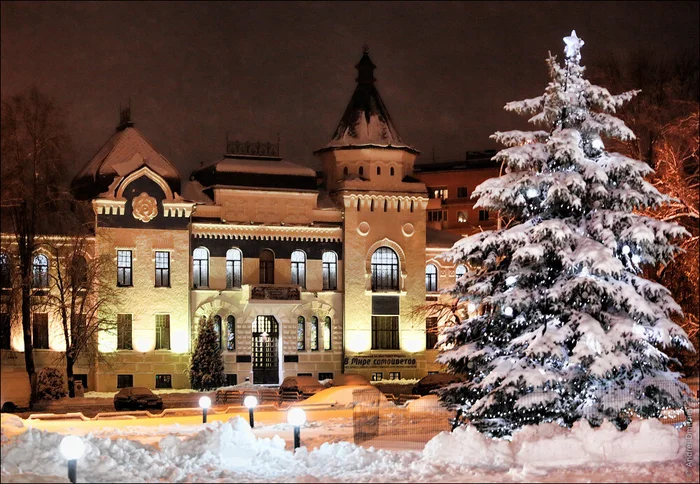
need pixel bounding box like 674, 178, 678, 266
132, 192, 158, 222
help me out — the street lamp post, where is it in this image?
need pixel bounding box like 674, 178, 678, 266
244, 395, 258, 428
59, 435, 85, 484
287, 407, 306, 450
199, 396, 211, 424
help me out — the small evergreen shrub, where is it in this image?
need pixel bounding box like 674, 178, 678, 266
37, 367, 67, 400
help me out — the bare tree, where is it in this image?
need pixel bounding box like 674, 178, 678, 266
1, 87, 72, 406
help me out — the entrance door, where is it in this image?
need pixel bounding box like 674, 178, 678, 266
252, 315, 279, 384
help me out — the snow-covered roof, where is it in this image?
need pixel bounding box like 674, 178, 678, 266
71, 125, 181, 200
315, 51, 418, 155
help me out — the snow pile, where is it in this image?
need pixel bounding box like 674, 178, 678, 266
297, 385, 389, 408
0, 415, 24, 442
424, 418, 682, 470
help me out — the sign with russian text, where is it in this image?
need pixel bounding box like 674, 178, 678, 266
344, 353, 417, 368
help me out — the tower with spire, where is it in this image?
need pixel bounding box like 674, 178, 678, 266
315, 48, 429, 373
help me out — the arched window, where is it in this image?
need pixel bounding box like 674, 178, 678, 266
323, 316, 332, 351
426, 264, 438, 292
213, 315, 222, 349
343, 166, 348, 176
291, 250, 306, 288
297, 316, 305, 350
371, 247, 399, 291
259, 249, 274, 284
390, 167, 395, 176
227, 315, 235, 351
377, 166, 381, 175
0, 252, 11, 289
33, 254, 49, 288
72, 255, 88, 289
359, 166, 364, 176
192, 247, 209, 288
226, 248, 242, 289
310, 316, 319, 351
322, 251, 338, 291
456, 264, 467, 281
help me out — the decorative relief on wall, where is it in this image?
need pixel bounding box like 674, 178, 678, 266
401, 223, 414, 237
250, 285, 301, 301
357, 222, 370, 236
132, 192, 158, 222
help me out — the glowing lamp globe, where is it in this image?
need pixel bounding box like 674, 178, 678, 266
244, 395, 258, 409
631, 254, 641, 264
287, 407, 306, 426
622, 245, 631, 255
199, 396, 211, 409
503, 306, 514, 317
526, 188, 539, 198
59, 435, 85, 461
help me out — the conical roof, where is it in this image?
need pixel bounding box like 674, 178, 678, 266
315, 49, 418, 154
71, 123, 181, 200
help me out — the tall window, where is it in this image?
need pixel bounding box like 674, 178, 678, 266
359, 166, 364, 176
117, 314, 132, 350
0, 252, 10, 288
155, 314, 170, 350
479, 210, 490, 221
291, 250, 306, 288
371, 247, 399, 292
322, 251, 338, 291
310, 316, 319, 351
33, 254, 49, 288
226, 248, 242, 289
372, 316, 399, 350
426, 264, 438, 292
117, 250, 132, 287
390, 167, 395, 176
213, 315, 222, 349
155, 251, 170, 287
192, 247, 209, 288
456, 264, 467, 281
427, 209, 447, 222
323, 316, 332, 351
259, 249, 274, 284
227, 315, 235, 351
426, 317, 438, 349
71, 255, 88, 289
297, 316, 305, 350
33, 312, 49, 349
457, 186, 469, 198
1, 313, 10, 350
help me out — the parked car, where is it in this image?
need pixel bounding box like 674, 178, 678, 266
114, 387, 164, 411
331, 373, 371, 387
279, 376, 325, 395
412, 373, 464, 396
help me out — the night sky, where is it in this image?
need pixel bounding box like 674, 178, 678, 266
2, 1, 698, 178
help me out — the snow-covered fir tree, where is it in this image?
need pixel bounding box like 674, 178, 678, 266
438, 31, 694, 437
189, 318, 226, 391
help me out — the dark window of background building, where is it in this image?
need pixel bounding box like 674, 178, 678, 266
117, 374, 133, 388
479, 210, 490, 221
457, 187, 469, 198
319, 372, 333, 381
226, 374, 237, 386
155, 374, 172, 389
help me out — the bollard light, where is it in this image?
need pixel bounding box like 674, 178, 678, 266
287, 407, 306, 450
244, 395, 258, 428
199, 396, 211, 424
59, 435, 85, 484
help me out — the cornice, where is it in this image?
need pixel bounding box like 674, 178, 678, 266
192, 223, 342, 242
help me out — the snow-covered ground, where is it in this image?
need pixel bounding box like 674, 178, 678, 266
1, 407, 697, 483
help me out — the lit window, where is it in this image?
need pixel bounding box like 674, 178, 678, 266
372, 372, 383, 381
456, 264, 467, 281
291, 250, 306, 288
259, 249, 274, 284
457, 211, 468, 223
426, 264, 438, 292
389, 372, 401, 380
479, 210, 490, 221
227, 315, 235, 351
192, 247, 209, 288
0, 252, 10, 289
322, 251, 338, 290
117, 314, 132, 350
226, 248, 242, 289
33, 254, 49, 288
323, 316, 332, 351
155, 314, 170, 350
297, 316, 305, 351
117, 250, 132, 287
310, 316, 319, 351
155, 251, 170, 287
371, 247, 399, 292
213, 315, 222, 349
428, 187, 448, 200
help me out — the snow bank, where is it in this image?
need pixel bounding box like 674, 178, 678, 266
0, 414, 25, 442
424, 418, 683, 470
298, 385, 389, 408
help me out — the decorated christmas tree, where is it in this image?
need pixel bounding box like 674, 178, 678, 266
189, 318, 226, 391
438, 31, 694, 437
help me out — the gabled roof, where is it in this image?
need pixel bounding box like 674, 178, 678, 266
314, 50, 418, 155
71, 125, 181, 200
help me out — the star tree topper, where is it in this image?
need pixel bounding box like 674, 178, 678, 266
563, 30, 584, 58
